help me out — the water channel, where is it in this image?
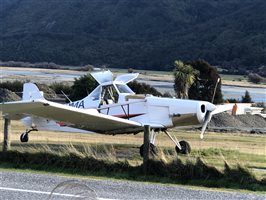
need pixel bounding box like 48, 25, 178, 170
1, 68, 265, 103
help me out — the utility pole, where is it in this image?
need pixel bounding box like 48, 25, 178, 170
3, 118, 11, 152
143, 125, 150, 174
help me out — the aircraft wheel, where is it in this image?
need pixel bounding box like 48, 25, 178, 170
175, 140, 191, 154
139, 143, 158, 157
20, 132, 29, 143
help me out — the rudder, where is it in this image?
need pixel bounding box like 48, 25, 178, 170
22, 83, 44, 101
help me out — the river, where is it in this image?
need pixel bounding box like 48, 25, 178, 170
137, 80, 265, 103
0, 67, 265, 103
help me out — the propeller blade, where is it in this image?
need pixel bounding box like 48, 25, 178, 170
200, 110, 212, 139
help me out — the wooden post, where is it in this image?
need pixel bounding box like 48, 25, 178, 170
143, 125, 150, 174
3, 118, 11, 152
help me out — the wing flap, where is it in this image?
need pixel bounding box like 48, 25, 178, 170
1, 100, 142, 134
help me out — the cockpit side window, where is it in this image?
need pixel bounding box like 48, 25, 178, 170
89, 86, 101, 101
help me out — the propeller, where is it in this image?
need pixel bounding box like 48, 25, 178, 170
200, 111, 212, 139
200, 102, 216, 139
200, 77, 220, 139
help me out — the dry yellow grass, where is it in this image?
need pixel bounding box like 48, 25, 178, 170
0, 119, 265, 156
1, 119, 265, 177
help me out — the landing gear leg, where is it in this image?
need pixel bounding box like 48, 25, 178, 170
139, 129, 158, 157
20, 128, 38, 143
139, 143, 158, 157
163, 130, 191, 155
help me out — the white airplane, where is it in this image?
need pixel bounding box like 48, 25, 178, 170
1, 70, 231, 156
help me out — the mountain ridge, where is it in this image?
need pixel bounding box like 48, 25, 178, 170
0, 0, 265, 75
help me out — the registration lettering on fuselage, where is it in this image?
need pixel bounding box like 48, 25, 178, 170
69, 100, 85, 108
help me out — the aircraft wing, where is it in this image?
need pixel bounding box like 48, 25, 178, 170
1, 100, 143, 134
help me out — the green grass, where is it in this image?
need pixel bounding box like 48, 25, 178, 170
1, 122, 265, 191
220, 74, 247, 82
0, 144, 265, 192
190, 148, 266, 168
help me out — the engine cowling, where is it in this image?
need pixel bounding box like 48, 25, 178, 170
196, 102, 216, 124
171, 100, 216, 127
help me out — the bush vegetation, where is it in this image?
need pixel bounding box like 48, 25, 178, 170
0, 61, 60, 69
188, 60, 223, 104
248, 73, 266, 84
0, 80, 25, 93
0, 145, 265, 191
50, 82, 72, 95
128, 81, 162, 97
68, 75, 99, 101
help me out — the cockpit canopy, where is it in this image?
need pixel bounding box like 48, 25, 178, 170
88, 70, 139, 105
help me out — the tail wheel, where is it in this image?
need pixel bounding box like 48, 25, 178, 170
139, 143, 158, 157
20, 133, 29, 143
175, 140, 191, 154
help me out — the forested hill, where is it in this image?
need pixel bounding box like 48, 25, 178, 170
0, 0, 265, 74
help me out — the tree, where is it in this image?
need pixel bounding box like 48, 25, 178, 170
241, 90, 252, 103
188, 60, 223, 104
225, 98, 239, 103
173, 60, 197, 99
128, 81, 162, 96
69, 74, 98, 101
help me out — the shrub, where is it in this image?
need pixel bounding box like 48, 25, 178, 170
0, 80, 24, 92
128, 81, 162, 96
50, 82, 72, 95
69, 74, 98, 101
241, 90, 252, 103
248, 73, 265, 84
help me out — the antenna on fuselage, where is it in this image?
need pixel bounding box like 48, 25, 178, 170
211, 77, 220, 103
61, 90, 72, 103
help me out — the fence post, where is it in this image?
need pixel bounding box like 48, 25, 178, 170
3, 118, 11, 152
143, 125, 150, 174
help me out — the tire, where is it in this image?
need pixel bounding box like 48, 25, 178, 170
20, 133, 29, 143
175, 140, 191, 154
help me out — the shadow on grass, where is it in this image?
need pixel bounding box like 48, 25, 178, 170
0, 149, 265, 192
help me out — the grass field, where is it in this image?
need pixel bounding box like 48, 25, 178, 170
0, 119, 265, 192
0, 119, 265, 174
220, 74, 247, 82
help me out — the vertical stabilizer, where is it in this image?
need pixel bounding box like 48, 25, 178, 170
22, 83, 44, 101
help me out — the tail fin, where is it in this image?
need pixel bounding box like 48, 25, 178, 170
22, 83, 45, 101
